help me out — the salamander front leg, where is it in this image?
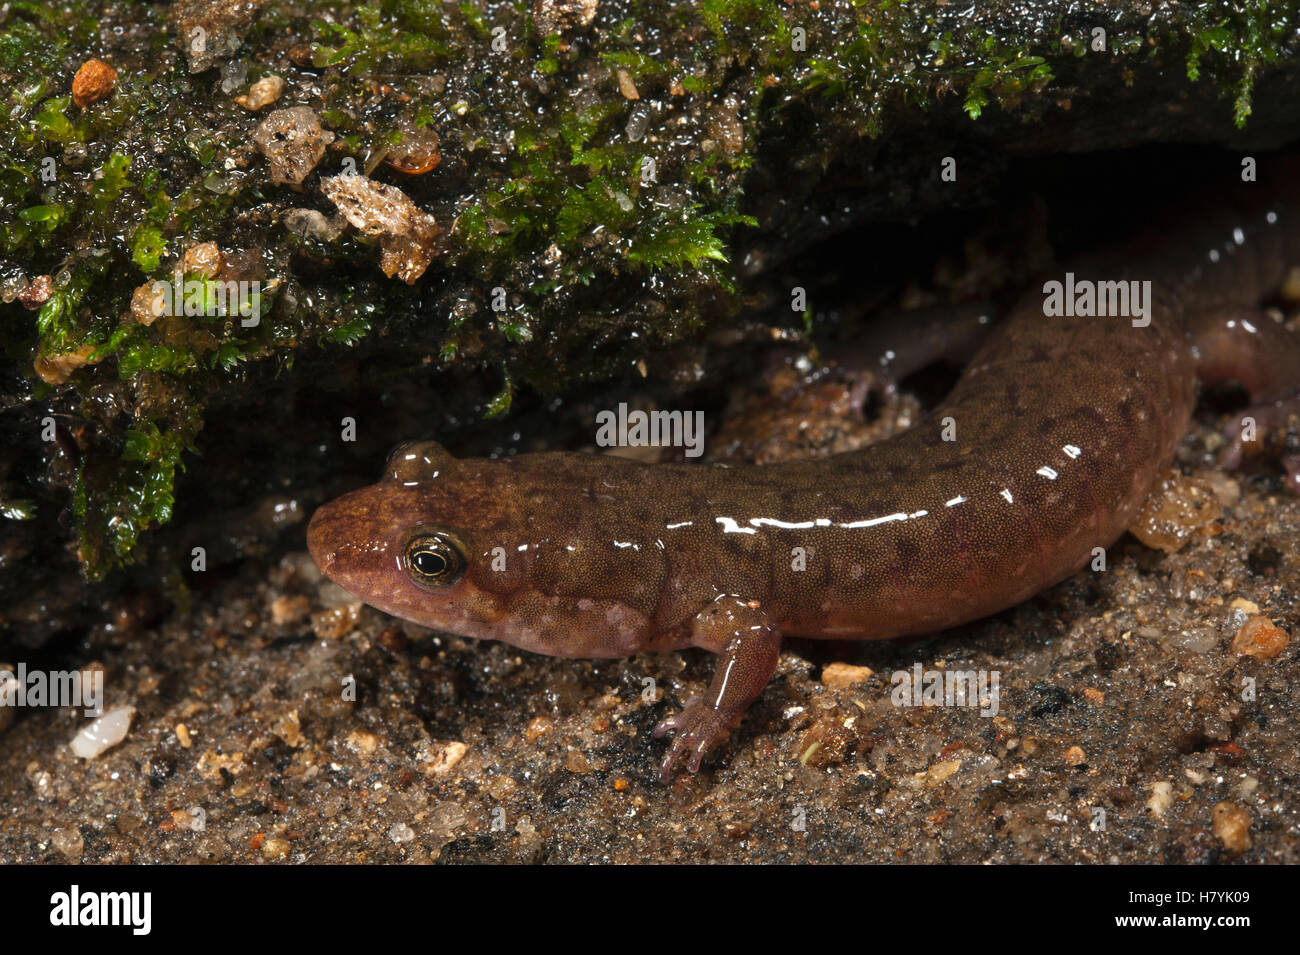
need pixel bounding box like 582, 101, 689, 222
840, 302, 997, 422
653, 596, 781, 782
1191, 308, 1300, 493
1222, 400, 1300, 493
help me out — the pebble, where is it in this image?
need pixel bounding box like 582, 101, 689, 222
382, 121, 441, 175
72, 58, 117, 107
525, 716, 552, 741
625, 105, 650, 142
235, 74, 284, 110
565, 750, 590, 773
311, 603, 361, 640
220, 60, 248, 93
171, 807, 205, 832
427, 803, 467, 840
283, 208, 344, 242
17, 274, 52, 309
915, 758, 961, 788
34, 343, 98, 385
181, 241, 223, 276
171, 0, 269, 73
253, 106, 335, 185
1231, 615, 1289, 659
197, 749, 245, 780
1212, 801, 1251, 852
52, 827, 84, 859
345, 730, 380, 755
128, 282, 167, 325
1160, 626, 1219, 653
515, 815, 539, 844
271, 594, 310, 624
616, 69, 639, 100
708, 99, 745, 155
320, 174, 440, 283
69, 705, 135, 759
533, 0, 598, 34
1226, 597, 1261, 633
1146, 781, 1172, 817
272, 710, 304, 747
26, 763, 55, 801
821, 662, 874, 689
425, 741, 467, 776
2, 270, 30, 304
1130, 469, 1222, 553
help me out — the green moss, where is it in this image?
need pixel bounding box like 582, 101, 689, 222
1182, 0, 1290, 128
484, 377, 513, 418
18, 203, 68, 231
34, 259, 104, 354
75, 415, 199, 577
311, 2, 454, 68
627, 207, 757, 272
90, 153, 132, 213
131, 225, 167, 273
805, 13, 1058, 132
33, 96, 80, 143
698, 0, 783, 52
958, 50, 1051, 121
599, 49, 668, 79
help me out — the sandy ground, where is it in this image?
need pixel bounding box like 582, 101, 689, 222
0, 357, 1296, 865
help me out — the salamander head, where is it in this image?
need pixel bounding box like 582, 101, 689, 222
306, 440, 664, 657
307, 441, 512, 638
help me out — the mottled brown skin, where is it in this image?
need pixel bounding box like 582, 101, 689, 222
308, 161, 1300, 781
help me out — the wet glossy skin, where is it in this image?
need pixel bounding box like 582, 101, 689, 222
308, 161, 1300, 781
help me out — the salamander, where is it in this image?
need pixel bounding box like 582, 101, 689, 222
307, 158, 1300, 781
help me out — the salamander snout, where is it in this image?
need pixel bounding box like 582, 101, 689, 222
304, 483, 406, 604
305, 494, 371, 589
305, 501, 339, 575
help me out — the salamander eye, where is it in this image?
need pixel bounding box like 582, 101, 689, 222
403, 533, 465, 586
